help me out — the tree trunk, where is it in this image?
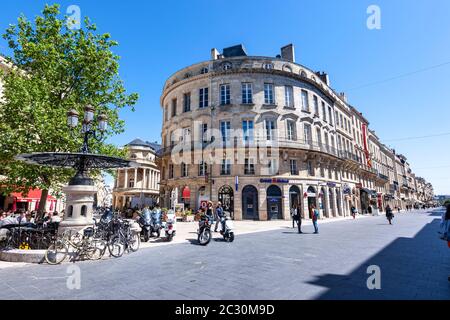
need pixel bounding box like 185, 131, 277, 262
37, 189, 49, 220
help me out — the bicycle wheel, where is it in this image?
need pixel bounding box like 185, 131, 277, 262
128, 233, 140, 252
45, 240, 69, 265
108, 235, 125, 258
87, 239, 107, 260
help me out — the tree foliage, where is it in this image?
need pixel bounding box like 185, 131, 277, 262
0, 4, 137, 202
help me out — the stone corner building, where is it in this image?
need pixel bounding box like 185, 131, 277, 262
158, 44, 433, 221
112, 139, 161, 210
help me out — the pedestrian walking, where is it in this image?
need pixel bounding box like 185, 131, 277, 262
296, 206, 303, 234
214, 202, 224, 232
311, 205, 319, 234
386, 205, 394, 225
291, 204, 298, 228
439, 204, 450, 281
351, 206, 357, 219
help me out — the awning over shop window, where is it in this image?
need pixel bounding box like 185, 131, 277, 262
11, 189, 56, 202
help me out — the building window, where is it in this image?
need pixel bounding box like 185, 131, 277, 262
244, 158, 255, 175
242, 83, 253, 104
268, 159, 278, 175
335, 111, 339, 126
200, 123, 208, 143
242, 120, 254, 144
316, 128, 322, 146
199, 87, 209, 108
301, 90, 309, 111
290, 159, 298, 175
285, 86, 294, 108
220, 121, 231, 142
183, 93, 191, 112
221, 159, 231, 175
129, 178, 135, 188
265, 119, 276, 141
223, 63, 232, 71
313, 95, 319, 115
198, 161, 207, 176
340, 114, 344, 128
168, 164, 174, 179
263, 63, 274, 70
322, 102, 327, 122
181, 162, 188, 177
171, 98, 177, 117
164, 105, 168, 122
264, 83, 275, 104
304, 123, 312, 144
307, 161, 314, 176
220, 84, 231, 105
286, 120, 296, 141
328, 106, 333, 125
200, 67, 208, 74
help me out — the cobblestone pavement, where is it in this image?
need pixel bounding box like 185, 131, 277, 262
0, 209, 448, 300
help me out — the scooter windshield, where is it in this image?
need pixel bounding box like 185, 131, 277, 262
142, 208, 152, 222
101, 210, 113, 224
151, 210, 162, 224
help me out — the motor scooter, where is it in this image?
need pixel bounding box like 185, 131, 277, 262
150, 208, 162, 238
137, 208, 152, 242
162, 210, 176, 242
219, 215, 235, 242
197, 215, 212, 246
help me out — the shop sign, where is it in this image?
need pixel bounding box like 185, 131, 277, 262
260, 178, 289, 184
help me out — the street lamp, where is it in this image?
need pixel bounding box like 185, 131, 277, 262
67, 105, 108, 154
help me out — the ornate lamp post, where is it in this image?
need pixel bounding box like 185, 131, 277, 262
67, 105, 108, 154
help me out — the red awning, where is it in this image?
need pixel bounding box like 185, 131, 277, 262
11, 189, 56, 202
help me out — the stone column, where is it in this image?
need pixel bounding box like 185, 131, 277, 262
134, 168, 138, 187
143, 168, 147, 190
259, 185, 267, 221
302, 183, 309, 220
124, 170, 128, 188
282, 184, 290, 221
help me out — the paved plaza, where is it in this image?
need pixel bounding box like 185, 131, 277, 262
0, 209, 448, 300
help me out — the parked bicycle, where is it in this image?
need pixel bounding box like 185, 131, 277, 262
45, 228, 107, 265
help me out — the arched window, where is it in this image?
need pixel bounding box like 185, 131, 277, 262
68, 205, 73, 218
81, 205, 87, 217
263, 63, 274, 70
283, 64, 292, 72
300, 70, 307, 78
222, 62, 232, 71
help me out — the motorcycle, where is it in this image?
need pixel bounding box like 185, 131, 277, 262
197, 215, 212, 246
162, 210, 176, 242
219, 215, 235, 242
150, 208, 162, 238
137, 208, 152, 242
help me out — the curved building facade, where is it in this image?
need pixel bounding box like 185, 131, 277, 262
158, 44, 409, 221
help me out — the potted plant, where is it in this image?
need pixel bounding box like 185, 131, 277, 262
183, 209, 194, 222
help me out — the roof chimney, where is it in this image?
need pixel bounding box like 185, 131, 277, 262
211, 48, 220, 60
280, 44, 295, 63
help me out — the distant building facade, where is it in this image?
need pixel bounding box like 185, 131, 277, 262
112, 139, 161, 210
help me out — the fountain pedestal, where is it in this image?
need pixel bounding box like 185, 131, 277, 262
59, 184, 97, 232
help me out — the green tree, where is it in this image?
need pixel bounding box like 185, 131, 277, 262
0, 4, 138, 214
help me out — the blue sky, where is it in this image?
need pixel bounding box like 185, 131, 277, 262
1, 0, 450, 194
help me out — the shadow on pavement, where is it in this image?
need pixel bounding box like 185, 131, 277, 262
307, 216, 450, 300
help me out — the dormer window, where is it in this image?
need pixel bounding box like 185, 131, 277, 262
222, 63, 232, 71
200, 67, 209, 74
184, 72, 192, 79
300, 70, 307, 78
263, 63, 274, 70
